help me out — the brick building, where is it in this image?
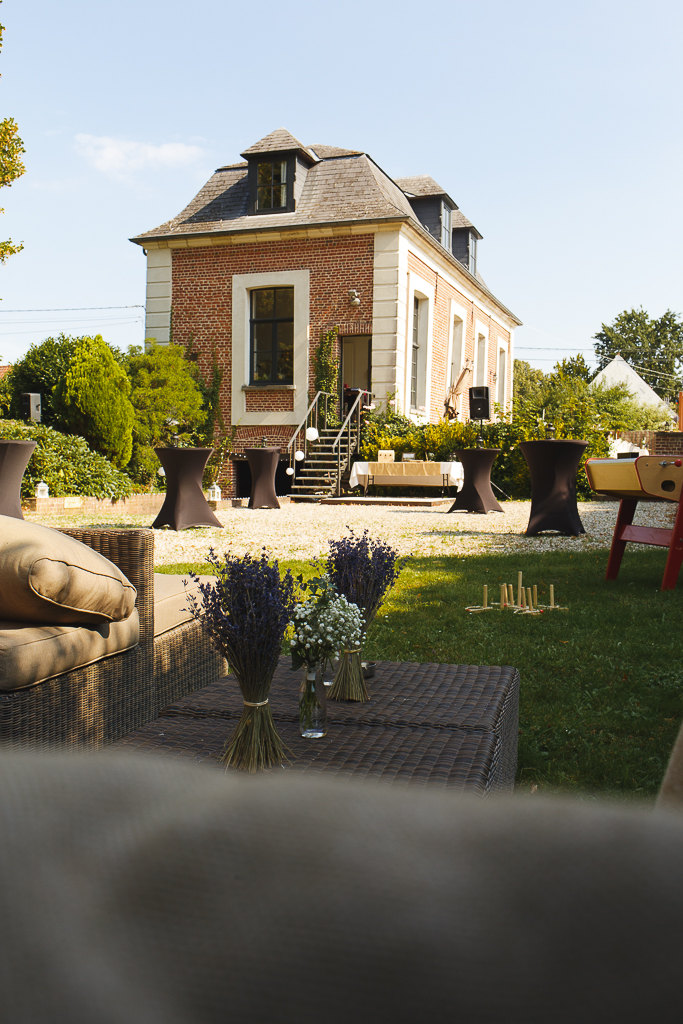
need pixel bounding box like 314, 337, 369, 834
130, 128, 521, 491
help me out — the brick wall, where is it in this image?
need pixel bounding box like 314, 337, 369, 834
172, 235, 373, 412
619, 430, 683, 454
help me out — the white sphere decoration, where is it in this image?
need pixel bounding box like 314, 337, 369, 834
286, 466, 295, 476
294, 450, 305, 462
305, 426, 319, 442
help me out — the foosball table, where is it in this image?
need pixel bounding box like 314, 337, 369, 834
585, 455, 683, 590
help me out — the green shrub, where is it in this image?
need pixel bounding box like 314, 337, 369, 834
360, 415, 608, 500
126, 341, 207, 487
0, 420, 133, 500
52, 335, 134, 468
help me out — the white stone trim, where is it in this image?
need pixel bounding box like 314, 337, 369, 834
231, 270, 310, 426
145, 249, 172, 344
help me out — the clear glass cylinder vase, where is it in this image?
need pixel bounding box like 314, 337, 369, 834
299, 662, 327, 738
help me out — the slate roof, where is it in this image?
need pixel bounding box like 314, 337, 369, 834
132, 150, 418, 241
309, 144, 363, 159
240, 128, 317, 162
394, 175, 447, 197
592, 354, 671, 410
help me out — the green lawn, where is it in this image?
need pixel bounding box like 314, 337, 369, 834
159, 549, 683, 800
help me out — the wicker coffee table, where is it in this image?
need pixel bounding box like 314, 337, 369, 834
113, 659, 519, 794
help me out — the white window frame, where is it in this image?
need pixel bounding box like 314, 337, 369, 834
231, 269, 310, 426
405, 274, 434, 419
497, 345, 507, 413
474, 321, 489, 389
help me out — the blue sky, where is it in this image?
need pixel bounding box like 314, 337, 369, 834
1, 0, 682, 371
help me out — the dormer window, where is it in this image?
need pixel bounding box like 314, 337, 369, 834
257, 160, 288, 210
440, 203, 451, 249
247, 153, 296, 215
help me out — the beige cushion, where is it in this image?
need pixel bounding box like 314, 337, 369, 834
0, 515, 136, 625
0, 610, 139, 690
153, 574, 213, 637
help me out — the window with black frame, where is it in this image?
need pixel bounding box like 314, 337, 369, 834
250, 287, 294, 384
257, 160, 288, 210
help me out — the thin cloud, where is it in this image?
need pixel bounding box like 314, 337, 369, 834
75, 134, 206, 178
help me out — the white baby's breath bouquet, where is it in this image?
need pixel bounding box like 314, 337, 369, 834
290, 575, 364, 737
289, 575, 363, 670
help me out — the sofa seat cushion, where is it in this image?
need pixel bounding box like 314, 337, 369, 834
0, 516, 137, 625
0, 610, 140, 691
153, 574, 213, 637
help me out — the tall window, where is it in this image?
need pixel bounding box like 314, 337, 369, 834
257, 160, 288, 210
441, 203, 452, 249
411, 296, 420, 407
476, 334, 486, 386
468, 233, 477, 276
450, 315, 463, 386
497, 348, 506, 409
250, 287, 294, 384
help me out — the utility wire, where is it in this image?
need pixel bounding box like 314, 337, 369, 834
0, 305, 144, 312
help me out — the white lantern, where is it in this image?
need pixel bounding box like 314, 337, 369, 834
286, 466, 295, 476
294, 450, 305, 462
208, 483, 221, 501
35, 481, 49, 498
305, 426, 319, 442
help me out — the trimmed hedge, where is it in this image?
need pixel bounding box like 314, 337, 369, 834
0, 420, 134, 500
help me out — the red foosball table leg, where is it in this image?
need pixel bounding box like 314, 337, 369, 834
605, 498, 638, 580
661, 496, 683, 590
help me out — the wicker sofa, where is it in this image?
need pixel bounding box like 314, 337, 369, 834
0, 527, 225, 749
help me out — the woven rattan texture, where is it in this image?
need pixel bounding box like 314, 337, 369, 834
0, 529, 225, 750
159, 659, 519, 788
114, 716, 500, 794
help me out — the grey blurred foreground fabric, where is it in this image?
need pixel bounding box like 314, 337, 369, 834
0, 753, 682, 1023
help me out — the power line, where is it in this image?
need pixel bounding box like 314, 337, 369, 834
0, 305, 144, 312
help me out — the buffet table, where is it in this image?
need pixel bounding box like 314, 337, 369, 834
349, 461, 463, 491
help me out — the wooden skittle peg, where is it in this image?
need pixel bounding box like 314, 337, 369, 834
527, 587, 533, 610
550, 585, 555, 608
483, 585, 488, 609
517, 571, 523, 608
533, 585, 538, 607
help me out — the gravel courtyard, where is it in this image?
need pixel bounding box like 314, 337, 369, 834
25, 500, 676, 565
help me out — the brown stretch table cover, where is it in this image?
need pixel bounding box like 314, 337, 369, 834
152, 447, 222, 531
0, 440, 37, 519
520, 439, 588, 536
113, 658, 520, 793
448, 448, 503, 513
245, 447, 280, 509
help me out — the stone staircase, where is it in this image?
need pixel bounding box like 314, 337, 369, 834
289, 427, 355, 502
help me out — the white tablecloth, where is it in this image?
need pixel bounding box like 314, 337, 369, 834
349, 461, 463, 490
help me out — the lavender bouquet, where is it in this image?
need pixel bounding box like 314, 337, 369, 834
324, 530, 408, 701
187, 549, 297, 772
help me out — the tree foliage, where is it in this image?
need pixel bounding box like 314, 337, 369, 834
0, 8, 25, 265
593, 308, 683, 399
1, 334, 80, 423
126, 342, 206, 485
51, 335, 134, 468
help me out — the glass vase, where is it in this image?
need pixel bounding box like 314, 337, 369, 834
299, 662, 327, 738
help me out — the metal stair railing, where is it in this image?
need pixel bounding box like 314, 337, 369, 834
287, 391, 336, 474
331, 390, 373, 497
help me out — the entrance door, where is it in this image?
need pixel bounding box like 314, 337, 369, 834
341, 336, 371, 392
